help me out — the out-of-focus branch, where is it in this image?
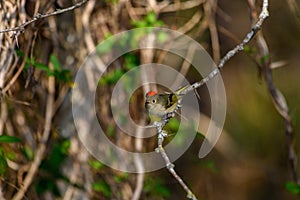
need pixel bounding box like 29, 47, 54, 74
204, 0, 220, 63
12, 61, 56, 200
248, 0, 299, 184
0, 0, 89, 34
132, 121, 145, 200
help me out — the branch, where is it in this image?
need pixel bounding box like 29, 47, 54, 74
154, 123, 197, 200
179, 0, 269, 95
12, 61, 56, 200
247, 0, 299, 184
0, 0, 89, 34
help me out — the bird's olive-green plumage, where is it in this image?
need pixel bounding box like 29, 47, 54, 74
145, 85, 188, 123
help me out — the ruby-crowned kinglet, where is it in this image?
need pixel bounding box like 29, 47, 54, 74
145, 86, 188, 123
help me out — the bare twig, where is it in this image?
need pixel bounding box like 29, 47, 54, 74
177, 11, 202, 34
0, 0, 89, 34
154, 123, 197, 200
248, 0, 299, 184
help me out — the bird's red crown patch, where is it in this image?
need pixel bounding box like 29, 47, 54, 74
147, 91, 157, 97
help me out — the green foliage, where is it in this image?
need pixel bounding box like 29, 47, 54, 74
106, 124, 115, 137
0, 147, 8, 176
98, 52, 140, 86
48, 54, 72, 83
144, 176, 171, 198
132, 11, 164, 28
0, 135, 21, 176
17, 50, 72, 84
196, 131, 205, 140
23, 145, 34, 161
89, 159, 105, 170
199, 160, 219, 174
98, 68, 125, 86
0, 135, 21, 143
113, 172, 129, 183
96, 34, 115, 55
243, 45, 256, 54
35, 179, 60, 197
259, 53, 270, 64
164, 118, 180, 133
285, 182, 300, 195
40, 139, 70, 173
92, 180, 111, 198
124, 53, 139, 70
35, 139, 70, 196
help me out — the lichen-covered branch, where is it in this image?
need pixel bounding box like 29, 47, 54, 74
154, 123, 197, 200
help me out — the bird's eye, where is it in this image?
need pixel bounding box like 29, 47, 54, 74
152, 99, 156, 104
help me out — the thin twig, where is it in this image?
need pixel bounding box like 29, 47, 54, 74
248, 0, 299, 184
0, 0, 89, 34
154, 124, 197, 200
177, 11, 202, 34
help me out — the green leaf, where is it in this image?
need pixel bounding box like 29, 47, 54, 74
124, 53, 139, 70
285, 182, 300, 194
60, 139, 71, 154
131, 20, 147, 28
196, 131, 205, 139
243, 45, 256, 54
106, 125, 115, 137
33, 62, 51, 72
144, 177, 171, 198
35, 178, 61, 196
113, 173, 129, 183
50, 54, 62, 71
0, 135, 21, 143
166, 118, 180, 132
89, 159, 104, 170
106, 69, 124, 85
146, 11, 157, 24
6, 152, 16, 160
157, 32, 168, 43
260, 53, 270, 64
97, 38, 115, 55
23, 145, 34, 161
0, 148, 8, 176
92, 180, 111, 197
40, 139, 70, 174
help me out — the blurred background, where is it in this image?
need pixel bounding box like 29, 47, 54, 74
0, 0, 299, 199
